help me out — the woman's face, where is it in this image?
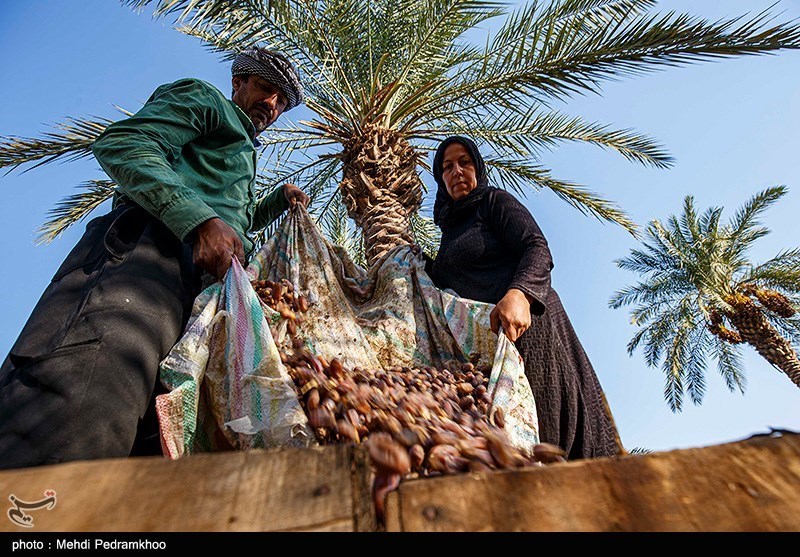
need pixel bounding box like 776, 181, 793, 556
441, 142, 478, 201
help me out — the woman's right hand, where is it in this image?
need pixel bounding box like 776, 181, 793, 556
490, 288, 532, 342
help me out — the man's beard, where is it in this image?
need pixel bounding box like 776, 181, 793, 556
251, 105, 273, 133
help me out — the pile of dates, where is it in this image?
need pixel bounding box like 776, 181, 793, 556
252, 278, 308, 335
253, 278, 566, 518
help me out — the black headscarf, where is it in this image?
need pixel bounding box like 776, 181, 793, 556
432, 136, 492, 227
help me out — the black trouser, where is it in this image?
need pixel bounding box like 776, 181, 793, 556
0, 205, 202, 470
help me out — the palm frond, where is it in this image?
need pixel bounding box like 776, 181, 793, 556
662, 211, 695, 263
300, 158, 344, 212
714, 335, 746, 395
427, 108, 672, 168
742, 248, 800, 295
0, 116, 115, 174
608, 272, 692, 314
662, 349, 684, 413
660, 297, 701, 412
410, 210, 440, 257
256, 155, 337, 194
553, 0, 657, 27
683, 321, 709, 406
678, 194, 701, 243
313, 191, 365, 266
697, 204, 723, 240
636, 298, 682, 366
478, 6, 800, 103
321, 192, 360, 246
385, 0, 504, 113
765, 313, 800, 348
726, 186, 787, 261
729, 185, 787, 238
36, 180, 117, 244
484, 157, 638, 234
125, 0, 240, 22
625, 322, 647, 355
613, 242, 680, 276
249, 210, 287, 251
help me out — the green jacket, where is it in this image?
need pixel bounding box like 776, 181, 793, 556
92, 78, 287, 256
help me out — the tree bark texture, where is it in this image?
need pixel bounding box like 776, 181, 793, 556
726, 292, 800, 388
339, 123, 422, 266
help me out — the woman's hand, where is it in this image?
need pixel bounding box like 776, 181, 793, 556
490, 288, 532, 342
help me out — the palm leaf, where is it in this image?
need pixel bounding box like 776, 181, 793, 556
484, 157, 638, 233
726, 185, 787, 261
0, 117, 115, 174
410, 210, 440, 257
430, 108, 672, 168
714, 336, 746, 394
36, 180, 117, 244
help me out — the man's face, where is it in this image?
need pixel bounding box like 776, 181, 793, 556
232, 75, 289, 135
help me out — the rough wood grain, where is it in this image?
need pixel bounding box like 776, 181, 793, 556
385, 433, 800, 532
4, 434, 797, 532
350, 443, 378, 532
0, 445, 375, 532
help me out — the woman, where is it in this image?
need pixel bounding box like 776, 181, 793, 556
425, 136, 620, 459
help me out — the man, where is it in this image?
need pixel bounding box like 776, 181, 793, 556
0, 47, 309, 469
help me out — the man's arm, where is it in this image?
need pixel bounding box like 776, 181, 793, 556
93, 79, 247, 278
91, 78, 221, 242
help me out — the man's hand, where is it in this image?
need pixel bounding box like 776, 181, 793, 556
490, 288, 532, 342
282, 183, 310, 208
192, 217, 245, 280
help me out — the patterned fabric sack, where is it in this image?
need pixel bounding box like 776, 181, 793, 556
156, 207, 539, 458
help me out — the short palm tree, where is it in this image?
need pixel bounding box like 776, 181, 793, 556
3, 1, 800, 266
610, 186, 800, 411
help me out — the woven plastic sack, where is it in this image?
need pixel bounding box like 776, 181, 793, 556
156, 258, 315, 459
157, 207, 539, 458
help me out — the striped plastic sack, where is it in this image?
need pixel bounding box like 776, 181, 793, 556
157, 207, 538, 457
156, 257, 315, 459
487, 329, 540, 453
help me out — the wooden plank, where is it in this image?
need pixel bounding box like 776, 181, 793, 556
350, 442, 378, 532
0, 445, 374, 532
385, 433, 800, 532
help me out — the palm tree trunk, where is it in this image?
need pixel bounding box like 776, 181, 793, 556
339, 123, 423, 266
726, 294, 800, 388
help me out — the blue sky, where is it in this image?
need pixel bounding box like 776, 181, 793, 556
1, 0, 799, 453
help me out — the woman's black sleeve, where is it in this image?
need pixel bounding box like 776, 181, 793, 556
422, 252, 435, 277
486, 190, 552, 315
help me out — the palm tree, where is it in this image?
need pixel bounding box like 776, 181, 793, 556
3, 1, 800, 266
610, 187, 800, 411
